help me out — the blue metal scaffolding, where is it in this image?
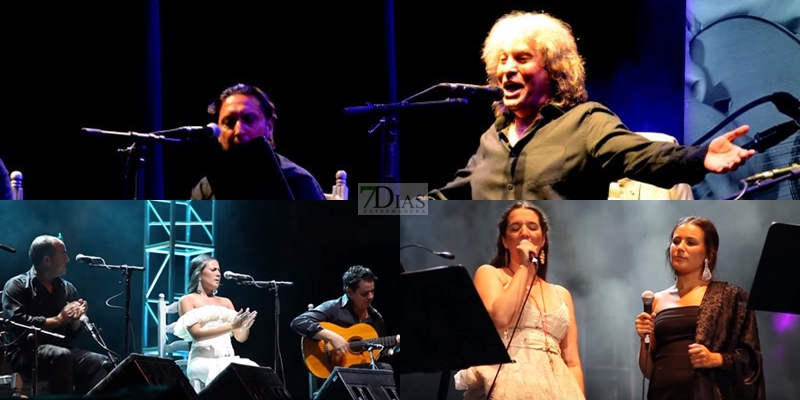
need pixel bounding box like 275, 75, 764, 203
141, 200, 215, 355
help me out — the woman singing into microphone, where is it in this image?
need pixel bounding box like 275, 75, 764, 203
173, 254, 259, 388
454, 201, 585, 400
634, 216, 765, 399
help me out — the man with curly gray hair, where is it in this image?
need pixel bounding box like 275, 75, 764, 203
428, 11, 755, 200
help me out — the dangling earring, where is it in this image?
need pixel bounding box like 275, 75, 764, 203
196, 281, 204, 294
538, 249, 546, 265
702, 259, 712, 281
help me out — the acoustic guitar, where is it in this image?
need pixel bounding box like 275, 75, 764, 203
302, 322, 399, 379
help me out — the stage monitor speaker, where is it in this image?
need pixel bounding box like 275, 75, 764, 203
198, 364, 291, 399
84, 353, 197, 400
314, 367, 398, 400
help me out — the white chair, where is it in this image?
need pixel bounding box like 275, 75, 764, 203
608, 132, 695, 200
324, 170, 348, 200
157, 293, 203, 393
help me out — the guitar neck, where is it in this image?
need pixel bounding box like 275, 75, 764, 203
351, 336, 397, 349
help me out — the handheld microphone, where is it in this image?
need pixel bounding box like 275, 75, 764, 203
223, 270, 253, 280
742, 163, 799, 182
520, 239, 540, 266
0, 244, 16, 253
642, 290, 655, 345
75, 254, 101, 264
440, 83, 503, 100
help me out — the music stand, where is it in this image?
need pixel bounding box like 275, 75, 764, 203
747, 222, 800, 314
206, 137, 294, 199
398, 265, 512, 400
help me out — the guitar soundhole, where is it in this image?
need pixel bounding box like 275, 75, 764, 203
349, 336, 364, 353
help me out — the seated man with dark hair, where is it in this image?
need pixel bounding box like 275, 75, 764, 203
291, 265, 399, 386
2, 235, 110, 394
191, 83, 326, 200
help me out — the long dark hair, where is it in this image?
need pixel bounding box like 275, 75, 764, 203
488, 201, 550, 280
664, 216, 719, 277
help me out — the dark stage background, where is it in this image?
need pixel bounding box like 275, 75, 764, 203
0, 201, 401, 398
401, 201, 800, 400
2, 0, 684, 200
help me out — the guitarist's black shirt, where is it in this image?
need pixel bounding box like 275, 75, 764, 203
291, 293, 398, 366
290, 293, 387, 340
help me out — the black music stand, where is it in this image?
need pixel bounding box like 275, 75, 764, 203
205, 136, 294, 199
398, 265, 512, 400
747, 222, 800, 314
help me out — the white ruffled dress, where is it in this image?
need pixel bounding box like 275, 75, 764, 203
172, 304, 259, 385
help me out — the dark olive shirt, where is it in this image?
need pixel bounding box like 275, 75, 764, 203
429, 102, 709, 199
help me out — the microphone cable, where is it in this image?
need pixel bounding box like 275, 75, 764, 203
84, 317, 121, 367
640, 325, 652, 400
484, 268, 537, 400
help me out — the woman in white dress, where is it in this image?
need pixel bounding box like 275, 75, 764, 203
173, 254, 259, 387
454, 201, 585, 400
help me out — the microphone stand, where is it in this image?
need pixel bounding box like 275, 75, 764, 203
364, 343, 384, 370
720, 169, 800, 199
344, 83, 475, 185
81, 127, 184, 200
261, 138, 295, 200
86, 319, 121, 368
690, 91, 797, 146
85, 261, 145, 357
233, 279, 294, 385
399, 243, 455, 272
0, 318, 65, 396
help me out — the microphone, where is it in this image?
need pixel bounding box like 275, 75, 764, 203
10, 170, 22, 200
770, 92, 800, 121
81, 123, 221, 140
743, 163, 799, 183
75, 254, 101, 264
0, 244, 15, 253
440, 83, 503, 100
151, 123, 221, 138
267, 281, 294, 286
741, 120, 799, 152
642, 290, 655, 345
223, 270, 253, 280
399, 244, 455, 259
79, 315, 101, 342
520, 239, 540, 266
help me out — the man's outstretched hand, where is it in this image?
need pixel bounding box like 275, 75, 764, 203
704, 125, 756, 173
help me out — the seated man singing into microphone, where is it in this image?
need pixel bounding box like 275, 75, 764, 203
1, 235, 110, 395
191, 83, 326, 200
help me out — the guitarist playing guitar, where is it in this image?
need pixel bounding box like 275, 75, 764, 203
290, 265, 400, 381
